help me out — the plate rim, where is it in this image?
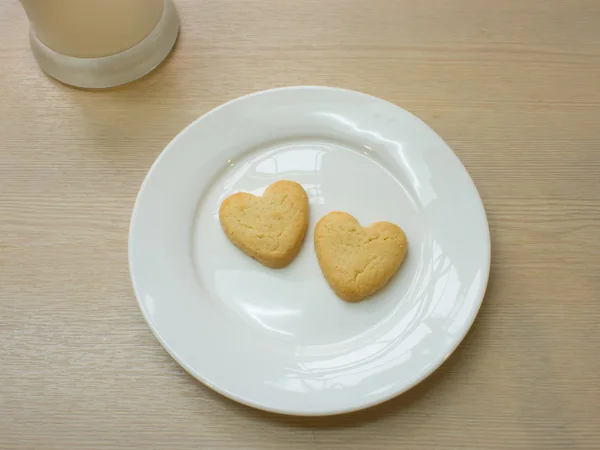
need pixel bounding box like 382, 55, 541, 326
129, 85, 491, 416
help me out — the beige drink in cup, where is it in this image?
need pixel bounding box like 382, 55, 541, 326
19, 0, 179, 88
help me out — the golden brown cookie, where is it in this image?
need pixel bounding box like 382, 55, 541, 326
314, 211, 408, 302
219, 180, 309, 268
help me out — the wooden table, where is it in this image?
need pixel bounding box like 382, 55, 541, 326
1, 1, 599, 448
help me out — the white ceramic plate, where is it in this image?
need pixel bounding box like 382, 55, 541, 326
129, 86, 490, 416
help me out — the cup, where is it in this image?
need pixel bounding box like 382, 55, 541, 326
19, 0, 179, 88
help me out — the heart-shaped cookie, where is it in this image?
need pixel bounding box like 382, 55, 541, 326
314, 211, 408, 302
219, 180, 309, 268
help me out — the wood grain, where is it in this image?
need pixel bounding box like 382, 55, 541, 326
1, 0, 599, 448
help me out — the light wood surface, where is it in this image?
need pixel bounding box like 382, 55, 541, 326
1, 1, 599, 449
